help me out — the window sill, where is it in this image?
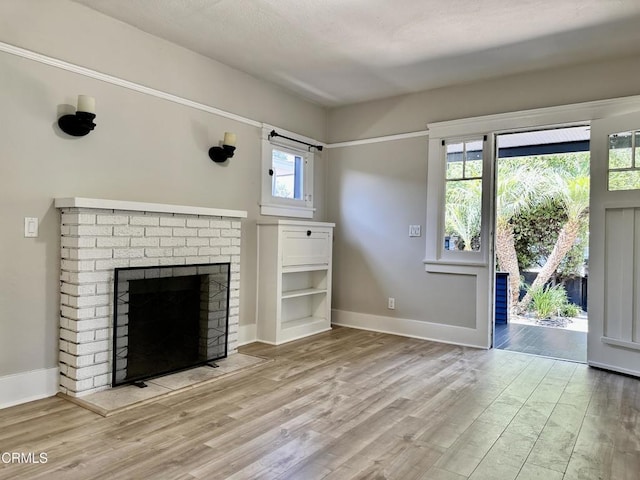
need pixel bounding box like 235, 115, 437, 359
260, 203, 315, 219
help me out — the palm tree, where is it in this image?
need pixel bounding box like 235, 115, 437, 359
495, 160, 551, 307
517, 173, 590, 311
445, 179, 482, 251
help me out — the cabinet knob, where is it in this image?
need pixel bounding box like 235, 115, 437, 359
306, 230, 312, 236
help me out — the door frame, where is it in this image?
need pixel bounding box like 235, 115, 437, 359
425, 95, 640, 350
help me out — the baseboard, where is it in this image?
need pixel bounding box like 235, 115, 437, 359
588, 361, 640, 378
0, 367, 59, 410
332, 309, 489, 349
238, 323, 257, 346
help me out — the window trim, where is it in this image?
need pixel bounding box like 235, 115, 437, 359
260, 126, 316, 219
425, 134, 493, 267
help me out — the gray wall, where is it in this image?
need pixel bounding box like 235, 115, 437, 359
327, 54, 640, 325
0, 0, 327, 377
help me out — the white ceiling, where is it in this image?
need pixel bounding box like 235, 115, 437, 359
73, 0, 640, 107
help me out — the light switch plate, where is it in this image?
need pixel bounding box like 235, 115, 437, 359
24, 217, 39, 238
409, 225, 421, 237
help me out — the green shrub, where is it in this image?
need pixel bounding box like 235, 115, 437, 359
560, 303, 581, 318
528, 284, 568, 319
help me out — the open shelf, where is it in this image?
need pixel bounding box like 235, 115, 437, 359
281, 288, 328, 299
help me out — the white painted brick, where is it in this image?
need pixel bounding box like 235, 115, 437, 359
94, 351, 109, 363
97, 237, 130, 248
221, 229, 239, 238
211, 220, 231, 229
60, 294, 70, 306
231, 221, 241, 229
129, 258, 159, 267
59, 339, 69, 354
145, 227, 173, 237
160, 216, 186, 227
70, 340, 110, 356
199, 247, 221, 256
96, 282, 111, 295
221, 246, 241, 255
73, 271, 113, 284
95, 306, 111, 317
61, 283, 97, 296
130, 215, 159, 226
114, 226, 145, 237
145, 248, 174, 258
173, 247, 197, 257
231, 238, 241, 246
97, 215, 129, 225
61, 259, 95, 272
76, 225, 113, 236
172, 228, 198, 237
61, 236, 96, 248
69, 295, 110, 308
187, 238, 210, 247
210, 255, 231, 264
69, 363, 109, 380
160, 237, 186, 247
61, 225, 71, 236
75, 248, 113, 260
93, 374, 111, 388
95, 258, 130, 270
210, 238, 231, 247
60, 328, 94, 343
198, 229, 220, 237
186, 218, 210, 228
131, 237, 160, 247
62, 213, 96, 225
113, 248, 145, 259
186, 257, 210, 264
69, 317, 109, 332
61, 305, 95, 320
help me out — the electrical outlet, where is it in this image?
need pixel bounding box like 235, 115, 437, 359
409, 225, 421, 237
388, 297, 395, 309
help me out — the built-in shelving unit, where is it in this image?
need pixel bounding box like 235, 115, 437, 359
257, 220, 335, 344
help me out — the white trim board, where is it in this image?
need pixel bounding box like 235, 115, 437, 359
332, 309, 489, 349
0, 367, 59, 410
4, 41, 640, 149
54, 197, 248, 218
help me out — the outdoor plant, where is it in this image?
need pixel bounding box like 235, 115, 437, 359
528, 284, 568, 319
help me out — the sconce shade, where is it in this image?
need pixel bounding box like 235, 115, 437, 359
58, 95, 96, 137
209, 132, 237, 163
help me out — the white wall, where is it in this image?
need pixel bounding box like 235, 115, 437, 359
327, 54, 640, 331
0, 0, 327, 379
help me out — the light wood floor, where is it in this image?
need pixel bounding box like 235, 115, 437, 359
1, 326, 638, 480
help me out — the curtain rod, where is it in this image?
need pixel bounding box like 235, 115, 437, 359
269, 130, 323, 151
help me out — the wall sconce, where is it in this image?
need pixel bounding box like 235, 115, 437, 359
58, 95, 96, 137
209, 132, 237, 163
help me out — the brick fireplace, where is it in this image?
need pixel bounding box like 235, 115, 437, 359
54, 198, 247, 397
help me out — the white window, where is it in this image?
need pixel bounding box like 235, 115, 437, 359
424, 134, 491, 266
261, 126, 315, 218
608, 130, 640, 191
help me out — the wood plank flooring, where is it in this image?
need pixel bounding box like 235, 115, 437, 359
0, 326, 638, 479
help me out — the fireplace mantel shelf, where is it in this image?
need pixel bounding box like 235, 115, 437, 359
54, 197, 247, 218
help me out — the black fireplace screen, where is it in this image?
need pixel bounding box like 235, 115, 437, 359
112, 263, 230, 387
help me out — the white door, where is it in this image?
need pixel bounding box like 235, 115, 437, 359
589, 112, 640, 376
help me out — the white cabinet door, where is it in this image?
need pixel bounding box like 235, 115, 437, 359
589, 111, 640, 377
281, 229, 331, 267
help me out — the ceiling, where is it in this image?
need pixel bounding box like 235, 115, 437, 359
73, 0, 640, 107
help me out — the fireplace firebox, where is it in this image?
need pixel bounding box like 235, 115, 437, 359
112, 263, 230, 387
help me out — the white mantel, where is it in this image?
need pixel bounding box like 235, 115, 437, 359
54, 197, 248, 219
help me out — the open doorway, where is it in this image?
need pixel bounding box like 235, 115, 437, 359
493, 126, 589, 362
